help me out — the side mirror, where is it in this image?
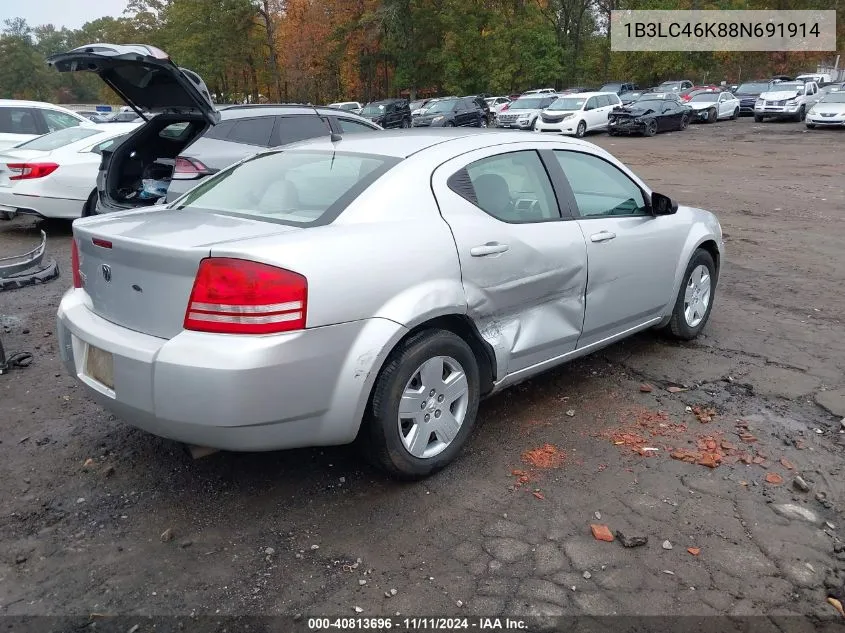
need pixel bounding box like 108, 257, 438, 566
651, 192, 678, 216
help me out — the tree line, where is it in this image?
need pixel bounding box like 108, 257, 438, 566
0, 0, 842, 106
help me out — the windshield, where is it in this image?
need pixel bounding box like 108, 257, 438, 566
427, 99, 457, 113
736, 82, 769, 93
600, 83, 622, 92
690, 93, 719, 102
14, 126, 102, 150
409, 100, 427, 110
176, 150, 399, 225
360, 104, 386, 116
632, 100, 663, 110
549, 97, 587, 111
773, 82, 804, 92
511, 97, 546, 109
820, 92, 845, 103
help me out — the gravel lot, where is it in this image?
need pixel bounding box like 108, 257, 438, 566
1, 118, 844, 623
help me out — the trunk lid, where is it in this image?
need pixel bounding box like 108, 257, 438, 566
73, 208, 298, 339
47, 44, 220, 126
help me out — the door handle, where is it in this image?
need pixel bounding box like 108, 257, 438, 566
470, 242, 510, 257
590, 231, 617, 243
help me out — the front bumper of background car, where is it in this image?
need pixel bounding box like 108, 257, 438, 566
806, 112, 845, 126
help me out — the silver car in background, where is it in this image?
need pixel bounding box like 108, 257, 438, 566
495, 94, 558, 129
58, 130, 723, 478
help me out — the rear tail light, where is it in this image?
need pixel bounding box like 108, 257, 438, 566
71, 239, 82, 288
184, 258, 307, 335
173, 157, 212, 180
7, 162, 59, 180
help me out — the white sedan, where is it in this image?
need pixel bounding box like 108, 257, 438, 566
687, 91, 741, 122
806, 90, 845, 128
0, 123, 139, 220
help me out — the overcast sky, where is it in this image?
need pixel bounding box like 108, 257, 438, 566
1, 0, 130, 31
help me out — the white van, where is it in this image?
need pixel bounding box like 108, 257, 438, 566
796, 73, 833, 84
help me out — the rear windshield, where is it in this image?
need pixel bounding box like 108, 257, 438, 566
174, 150, 399, 226
15, 127, 102, 150
690, 92, 719, 102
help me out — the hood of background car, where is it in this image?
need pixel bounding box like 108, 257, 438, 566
47, 44, 220, 126
614, 105, 655, 116
759, 90, 802, 101
506, 108, 541, 115
688, 102, 718, 110
811, 102, 845, 114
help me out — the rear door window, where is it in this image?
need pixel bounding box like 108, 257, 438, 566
336, 118, 377, 134
272, 115, 331, 146
204, 120, 236, 140
0, 107, 40, 134
227, 117, 275, 146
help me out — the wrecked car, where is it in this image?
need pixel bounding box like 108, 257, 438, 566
56, 113, 723, 478
608, 97, 691, 136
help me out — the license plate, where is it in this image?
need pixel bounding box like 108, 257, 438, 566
85, 344, 114, 389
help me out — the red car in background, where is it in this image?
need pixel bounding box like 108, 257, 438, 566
681, 85, 721, 101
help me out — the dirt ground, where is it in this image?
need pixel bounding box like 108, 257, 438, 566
1, 118, 845, 626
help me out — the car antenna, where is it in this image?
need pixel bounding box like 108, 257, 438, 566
330, 132, 342, 142
310, 103, 343, 143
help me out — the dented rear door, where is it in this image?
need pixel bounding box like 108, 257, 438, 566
432, 145, 588, 376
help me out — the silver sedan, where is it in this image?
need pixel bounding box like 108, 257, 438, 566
58, 130, 723, 478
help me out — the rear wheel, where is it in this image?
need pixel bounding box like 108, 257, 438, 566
607, 129, 618, 136
479, 116, 488, 128
644, 119, 657, 136
667, 249, 717, 340
362, 330, 480, 479
679, 115, 689, 130
444, 121, 455, 127
575, 120, 587, 137
754, 114, 764, 122
81, 189, 98, 218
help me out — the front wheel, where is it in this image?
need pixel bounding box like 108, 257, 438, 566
666, 249, 717, 340
479, 116, 488, 128
643, 119, 657, 136
575, 120, 587, 137
806, 123, 816, 129
794, 106, 805, 122
401, 118, 411, 129
731, 107, 739, 120
707, 108, 717, 123
444, 121, 455, 127
362, 329, 480, 479
679, 115, 689, 130
754, 114, 764, 123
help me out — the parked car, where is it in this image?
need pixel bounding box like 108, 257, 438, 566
76, 110, 112, 123
636, 92, 682, 103
754, 81, 820, 122
599, 82, 637, 95
620, 89, 649, 105
796, 73, 832, 84
533, 92, 621, 137
47, 44, 380, 214
327, 101, 363, 114
559, 87, 592, 95
409, 99, 433, 117
608, 97, 691, 136
166, 105, 382, 202
495, 94, 558, 130
686, 91, 740, 122
0, 123, 139, 219
360, 99, 412, 129
0, 100, 94, 150
733, 81, 771, 116
806, 89, 845, 128
818, 83, 845, 97
657, 80, 694, 94
465, 96, 493, 125
412, 97, 487, 128
680, 86, 720, 102
484, 96, 511, 116
770, 75, 793, 83
57, 127, 722, 478
522, 88, 557, 95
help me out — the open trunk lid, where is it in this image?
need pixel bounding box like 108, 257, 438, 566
73, 208, 298, 339
47, 44, 220, 126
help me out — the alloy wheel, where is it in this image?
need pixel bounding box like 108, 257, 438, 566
397, 355, 469, 459
684, 264, 712, 328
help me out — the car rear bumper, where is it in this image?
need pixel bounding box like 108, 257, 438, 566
0, 189, 83, 219
57, 288, 407, 451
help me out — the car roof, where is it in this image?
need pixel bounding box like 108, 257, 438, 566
215, 104, 372, 121
283, 128, 600, 159
0, 99, 81, 111
556, 91, 617, 98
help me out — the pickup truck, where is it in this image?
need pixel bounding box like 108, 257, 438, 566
754, 81, 820, 122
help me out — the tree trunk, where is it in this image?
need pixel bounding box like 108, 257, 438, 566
258, 0, 284, 101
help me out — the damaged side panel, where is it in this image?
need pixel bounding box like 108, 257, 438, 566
431, 160, 588, 378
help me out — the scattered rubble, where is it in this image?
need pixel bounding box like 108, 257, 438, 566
160, 528, 174, 543
521, 444, 566, 469
765, 472, 784, 485
662, 540, 673, 550
590, 524, 614, 542
793, 476, 810, 492
615, 531, 648, 548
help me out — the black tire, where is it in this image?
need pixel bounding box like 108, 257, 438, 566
82, 189, 98, 217
362, 329, 480, 479
0, 211, 12, 221
707, 108, 717, 123
607, 129, 618, 136
444, 121, 455, 127
731, 107, 739, 120
643, 119, 657, 136
679, 115, 689, 130
754, 114, 764, 123
806, 123, 816, 129
575, 120, 587, 137
478, 116, 488, 128
666, 249, 717, 340
794, 105, 805, 122
401, 118, 411, 129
